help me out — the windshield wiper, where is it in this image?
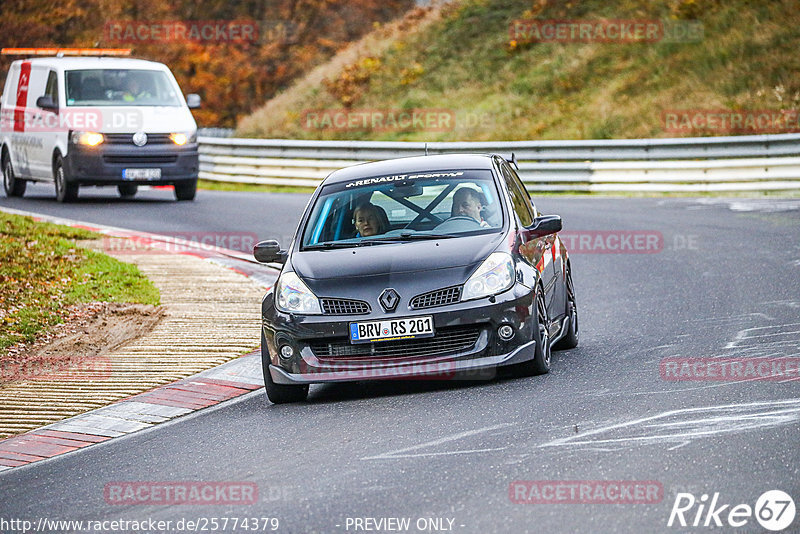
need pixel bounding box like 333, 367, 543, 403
303, 241, 361, 250
362, 232, 458, 243
303, 240, 393, 250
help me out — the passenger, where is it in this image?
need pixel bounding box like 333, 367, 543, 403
353, 203, 388, 237
451, 188, 490, 227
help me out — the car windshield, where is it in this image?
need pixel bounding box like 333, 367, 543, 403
65, 69, 182, 106
301, 169, 504, 249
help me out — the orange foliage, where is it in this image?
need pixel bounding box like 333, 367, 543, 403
0, 0, 413, 127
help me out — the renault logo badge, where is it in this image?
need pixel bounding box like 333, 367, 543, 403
379, 288, 400, 312
132, 131, 148, 146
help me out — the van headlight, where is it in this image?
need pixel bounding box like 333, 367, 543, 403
72, 131, 104, 146
275, 272, 322, 314
461, 252, 515, 301
169, 131, 195, 145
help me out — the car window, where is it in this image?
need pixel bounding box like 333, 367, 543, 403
64, 69, 182, 107
44, 70, 58, 104
301, 170, 504, 248
501, 163, 534, 227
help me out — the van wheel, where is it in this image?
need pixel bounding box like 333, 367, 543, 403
3, 156, 26, 197
174, 181, 196, 201
118, 184, 138, 198
54, 156, 78, 202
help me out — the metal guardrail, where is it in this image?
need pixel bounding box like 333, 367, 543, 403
198, 133, 800, 192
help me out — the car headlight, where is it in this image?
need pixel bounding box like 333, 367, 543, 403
462, 252, 515, 301
275, 271, 322, 314
72, 131, 104, 146
169, 131, 195, 145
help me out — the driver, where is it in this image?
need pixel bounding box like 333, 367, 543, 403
123, 75, 152, 102
451, 188, 490, 227
353, 203, 388, 237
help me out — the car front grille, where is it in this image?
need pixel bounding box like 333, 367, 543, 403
320, 298, 371, 315
410, 286, 462, 309
104, 133, 174, 145
309, 325, 482, 360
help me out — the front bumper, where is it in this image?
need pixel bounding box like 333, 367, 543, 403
64, 141, 198, 185
262, 283, 537, 385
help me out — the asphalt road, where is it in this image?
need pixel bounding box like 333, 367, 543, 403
1, 186, 800, 534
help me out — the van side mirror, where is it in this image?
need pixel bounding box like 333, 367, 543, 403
254, 240, 287, 264
186, 94, 201, 109
527, 215, 562, 237
36, 96, 57, 111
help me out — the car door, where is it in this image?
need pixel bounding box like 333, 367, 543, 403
500, 162, 559, 320
24, 65, 51, 179
37, 69, 60, 182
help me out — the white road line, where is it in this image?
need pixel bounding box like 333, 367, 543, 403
361, 423, 513, 460
538, 399, 800, 450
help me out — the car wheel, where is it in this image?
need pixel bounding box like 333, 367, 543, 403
118, 183, 138, 198
260, 335, 308, 404
3, 155, 26, 197
54, 155, 78, 202
510, 285, 552, 377
263, 366, 309, 404
553, 266, 579, 350
174, 181, 196, 201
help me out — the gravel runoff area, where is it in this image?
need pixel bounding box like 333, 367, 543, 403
0, 225, 270, 441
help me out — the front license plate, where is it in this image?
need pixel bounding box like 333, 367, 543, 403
123, 168, 161, 180
349, 316, 434, 344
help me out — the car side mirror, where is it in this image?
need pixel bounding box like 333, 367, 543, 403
254, 240, 287, 264
36, 95, 57, 111
186, 94, 201, 109
527, 215, 562, 237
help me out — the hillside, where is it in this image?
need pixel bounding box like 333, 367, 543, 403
237, 0, 800, 141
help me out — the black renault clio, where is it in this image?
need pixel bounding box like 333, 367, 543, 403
254, 154, 578, 403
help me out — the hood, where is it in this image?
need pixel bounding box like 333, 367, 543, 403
290, 233, 507, 304
292, 232, 505, 281
95, 106, 196, 134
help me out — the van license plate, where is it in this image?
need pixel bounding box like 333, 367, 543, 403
123, 168, 161, 180
349, 316, 434, 344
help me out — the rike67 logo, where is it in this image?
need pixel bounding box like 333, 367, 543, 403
668, 490, 796, 531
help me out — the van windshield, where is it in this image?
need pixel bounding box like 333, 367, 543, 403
65, 69, 182, 107
301, 170, 504, 249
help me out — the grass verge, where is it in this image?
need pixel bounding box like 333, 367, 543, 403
198, 179, 316, 194
0, 211, 160, 351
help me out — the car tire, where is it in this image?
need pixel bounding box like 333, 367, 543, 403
54, 155, 78, 203
3, 155, 26, 197
260, 333, 309, 404
174, 181, 196, 201
263, 365, 309, 404
553, 265, 579, 350
118, 183, 138, 198
510, 286, 551, 377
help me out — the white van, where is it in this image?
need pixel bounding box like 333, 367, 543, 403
1, 53, 200, 201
